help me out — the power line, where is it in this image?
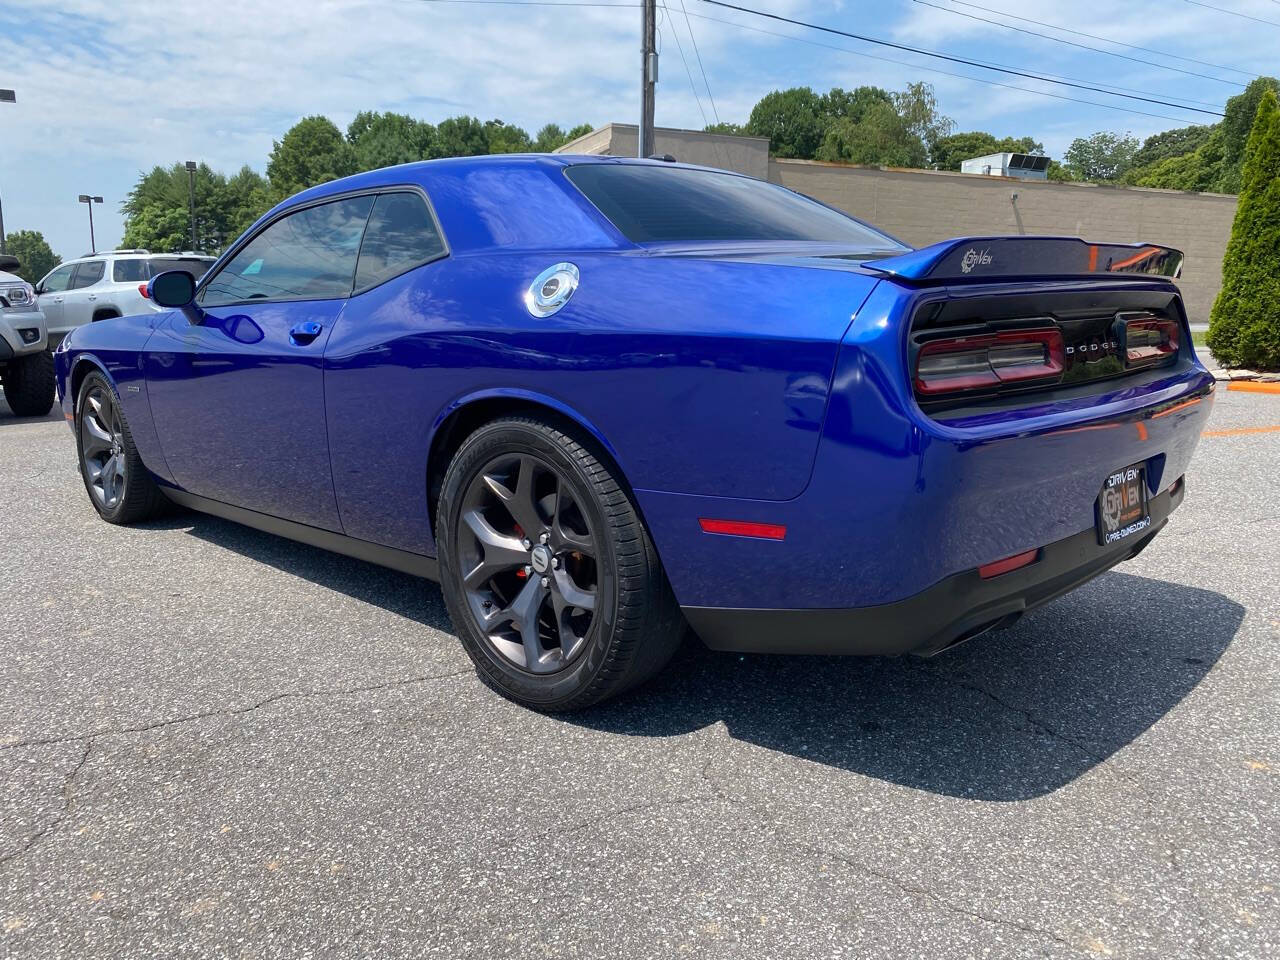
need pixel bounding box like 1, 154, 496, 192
660, 7, 711, 128
909, 0, 1249, 88
682, 8, 1212, 126
697, 0, 1224, 116
677, 0, 720, 124
1179, 0, 1280, 27
932, 0, 1256, 80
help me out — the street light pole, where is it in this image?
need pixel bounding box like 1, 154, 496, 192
184, 161, 197, 251
78, 195, 103, 254
0, 89, 15, 255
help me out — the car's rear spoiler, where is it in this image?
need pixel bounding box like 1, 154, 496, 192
863, 236, 1183, 285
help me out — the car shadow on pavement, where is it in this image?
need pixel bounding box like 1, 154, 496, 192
144, 511, 455, 631
568, 572, 1244, 802
151, 509, 1243, 802
0, 404, 63, 426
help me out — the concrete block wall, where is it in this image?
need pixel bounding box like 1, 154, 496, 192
769, 159, 1237, 323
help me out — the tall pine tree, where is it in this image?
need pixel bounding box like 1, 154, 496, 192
1207, 90, 1280, 370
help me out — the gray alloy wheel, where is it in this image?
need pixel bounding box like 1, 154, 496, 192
457, 452, 602, 675
437, 416, 685, 711
75, 371, 168, 525
81, 383, 127, 511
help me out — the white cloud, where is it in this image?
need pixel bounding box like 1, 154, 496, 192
0, 0, 1269, 258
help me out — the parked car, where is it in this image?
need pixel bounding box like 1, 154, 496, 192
36, 250, 216, 345
54, 155, 1212, 710
0, 254, 53, 417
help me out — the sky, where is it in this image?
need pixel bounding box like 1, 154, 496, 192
0, 0, 1276, 261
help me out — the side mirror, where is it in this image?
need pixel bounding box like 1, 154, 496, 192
148, 270, 196, 307
147, 270, 204, 324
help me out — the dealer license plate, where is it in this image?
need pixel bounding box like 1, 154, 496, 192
1096, 464, 1151, 546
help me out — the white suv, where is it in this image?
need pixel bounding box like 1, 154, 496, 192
35, 250, 216, 345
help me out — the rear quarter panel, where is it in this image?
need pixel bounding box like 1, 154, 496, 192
323, 250, 881, 555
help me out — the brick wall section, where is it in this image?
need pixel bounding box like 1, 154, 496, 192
769, 159, 1237, 323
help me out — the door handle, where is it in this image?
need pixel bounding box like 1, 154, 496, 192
289, 320, 324, 345
54, 296, 64, 303
87, 294, 97, 301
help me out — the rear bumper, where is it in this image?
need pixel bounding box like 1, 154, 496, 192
684, 478, 1183, 656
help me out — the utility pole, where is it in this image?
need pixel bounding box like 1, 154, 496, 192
78, 195, 103, 254
185, 161, 198, 251
0, 89, 14, 255
640, 0, 657, 157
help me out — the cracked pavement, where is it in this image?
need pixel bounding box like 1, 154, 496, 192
1, 389, 1277, 958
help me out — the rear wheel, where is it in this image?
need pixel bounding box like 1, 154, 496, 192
437, 416, 683, 710
2, 350, 55, 417
76, 372, 168, 524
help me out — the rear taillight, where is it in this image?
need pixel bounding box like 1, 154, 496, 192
138, 283, 150, 299
915, 328, 1065, 396
1119, 314, 1179, 367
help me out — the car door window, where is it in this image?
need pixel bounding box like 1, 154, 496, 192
354, 192, 446, 290
40, 264, 75, 293
201, 196, 375, 306
70, 260, 105, 289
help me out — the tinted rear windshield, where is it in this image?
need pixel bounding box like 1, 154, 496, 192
565, 164, 903, 248
149, 257, 215, 278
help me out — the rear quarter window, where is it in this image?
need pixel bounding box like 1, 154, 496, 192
354, 192, 446, 290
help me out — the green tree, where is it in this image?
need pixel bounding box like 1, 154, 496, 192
222, 165, 274, 242
1218, 76, 1280, 193
348, 111, 434, 170
891, 81, 954, 156
1207, 90, 1280, 370
746, 87, 825, 158
565, 122, 593, 141
1126, 124, 1213, 176
2, 230, 59, 282
534, 123, 569, 151
816, 100, 927, 167
820, 86, 892, 125
267, 116, 358, 196
120, 162, 271, 253
1063, 130, 1140, 181
432, 115, 490, 158
702, 122, 744, 136
484, 119, 532, 154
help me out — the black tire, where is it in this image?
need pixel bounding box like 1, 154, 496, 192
2, 350, 55, 417
437, 415, 684, 711
75, 371, 168, 524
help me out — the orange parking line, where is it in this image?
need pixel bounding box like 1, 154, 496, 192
1227, 381, 1280, 395
1201, 424, 1280, 438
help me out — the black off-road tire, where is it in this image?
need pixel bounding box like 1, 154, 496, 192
3, 350, 55, 417
76, 371, 169, 524
437, 415, 684, 711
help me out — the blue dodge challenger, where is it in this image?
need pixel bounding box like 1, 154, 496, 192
55, 155, 1213, 710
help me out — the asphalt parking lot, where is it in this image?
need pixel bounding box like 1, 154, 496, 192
1, 387, 1277, 959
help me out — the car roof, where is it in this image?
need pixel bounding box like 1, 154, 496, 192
250, 154, 777, 257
